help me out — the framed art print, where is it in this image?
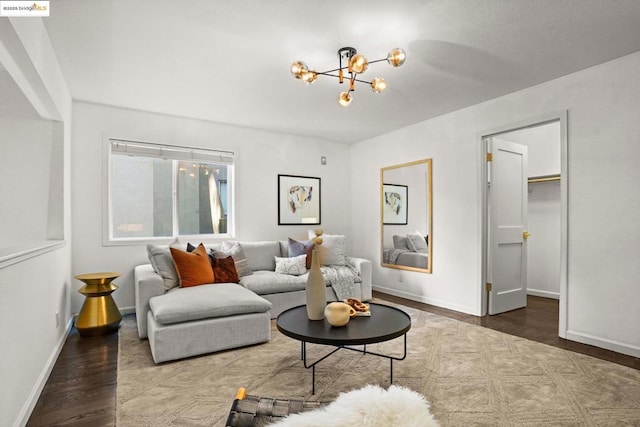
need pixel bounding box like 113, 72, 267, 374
278, 174, 321, 225
383, 183, 408, 225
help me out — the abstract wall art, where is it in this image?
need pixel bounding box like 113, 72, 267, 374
278, 174, 321, 225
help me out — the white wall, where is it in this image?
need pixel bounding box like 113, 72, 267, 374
0, 249, 71, 426
0, 18, 72, 427
350, 51, 640, 357
0, 118, 51, 243
0, 119, 63, 244
498, 121, 561, 177
71, 101, 352, 314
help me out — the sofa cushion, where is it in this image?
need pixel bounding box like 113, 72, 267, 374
279, 240, 289, 258
149, 283, 272, 325
240, 270, 327, 295
238, 241, 282, 271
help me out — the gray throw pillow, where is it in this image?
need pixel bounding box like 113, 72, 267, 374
406, 233, 428, 254
392, 235, 409, 250
146, 238, 181, 291
288, 237, 314, 269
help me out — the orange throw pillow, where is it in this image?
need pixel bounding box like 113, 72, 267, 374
170, 244, 214, 287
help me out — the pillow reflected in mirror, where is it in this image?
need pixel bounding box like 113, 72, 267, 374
392, 235, 409, 250
406, 233, 428, 254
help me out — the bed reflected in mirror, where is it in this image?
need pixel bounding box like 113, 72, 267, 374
380, 159, 432, 273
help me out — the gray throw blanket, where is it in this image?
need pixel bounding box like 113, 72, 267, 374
320, 264, 359, 300
383, 248, 410, 265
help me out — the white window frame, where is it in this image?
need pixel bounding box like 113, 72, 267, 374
102, 135, 235, 246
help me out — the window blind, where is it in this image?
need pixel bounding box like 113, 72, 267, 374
110, 139, 234, 165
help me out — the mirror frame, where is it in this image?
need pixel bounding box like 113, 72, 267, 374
380, 158, 433, 273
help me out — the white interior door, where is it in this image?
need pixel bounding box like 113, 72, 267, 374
487, 137, 529, 315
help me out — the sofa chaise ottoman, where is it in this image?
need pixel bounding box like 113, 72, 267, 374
146, 283, 272, 363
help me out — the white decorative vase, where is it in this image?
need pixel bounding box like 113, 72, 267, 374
306, 249, 325, 320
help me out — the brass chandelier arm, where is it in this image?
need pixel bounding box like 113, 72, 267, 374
316, 57, 387, 75
316, 71, 373, 85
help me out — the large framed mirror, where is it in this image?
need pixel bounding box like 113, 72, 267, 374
380, 159, 432, 273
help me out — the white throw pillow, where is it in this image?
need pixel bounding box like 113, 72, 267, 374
317, 234, 347, 266
275, 254, 307, 276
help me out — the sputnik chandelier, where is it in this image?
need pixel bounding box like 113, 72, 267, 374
290, 46, 406, 107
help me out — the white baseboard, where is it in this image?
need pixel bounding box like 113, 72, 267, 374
566, 330, 640, 358
120, 306, 135, 315
526, 289, 560, 300
373, 284, 480, 316
15, 318, 74, 427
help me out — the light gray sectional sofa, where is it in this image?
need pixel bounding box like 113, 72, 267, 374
135, 240, 372, 363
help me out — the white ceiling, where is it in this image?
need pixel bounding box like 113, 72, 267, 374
43, 0, 640, 144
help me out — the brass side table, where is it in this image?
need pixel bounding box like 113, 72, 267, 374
75, 272, 122, 336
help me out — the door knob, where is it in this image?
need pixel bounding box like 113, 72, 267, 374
523, 231, 531, 239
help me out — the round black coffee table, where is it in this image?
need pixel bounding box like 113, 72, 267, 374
277, 303, 411, 394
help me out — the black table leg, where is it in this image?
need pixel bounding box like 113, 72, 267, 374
300, 334, 407, 394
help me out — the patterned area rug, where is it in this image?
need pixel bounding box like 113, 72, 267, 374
117, 302, 640, 426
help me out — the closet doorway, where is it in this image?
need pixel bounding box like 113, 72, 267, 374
481, 112, 568, 338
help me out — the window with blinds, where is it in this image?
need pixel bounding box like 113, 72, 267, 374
106, 138, 234, 243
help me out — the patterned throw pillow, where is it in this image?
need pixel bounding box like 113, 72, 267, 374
288, 237, 314, 269
212, 241, 253, 277
170, 243, 214, 287
211, 255, 240, 283
275, 254, 307, 276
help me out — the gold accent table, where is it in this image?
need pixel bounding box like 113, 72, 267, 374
75, 272, 122, 336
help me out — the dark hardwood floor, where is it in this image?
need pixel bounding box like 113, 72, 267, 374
377, 292, 640, 370
27, 295, 639, 426
27, 327, 118, 426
